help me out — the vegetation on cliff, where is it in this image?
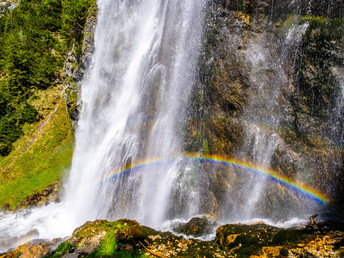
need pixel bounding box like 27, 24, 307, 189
0, 0, 96, 156
0, 0, 96, 209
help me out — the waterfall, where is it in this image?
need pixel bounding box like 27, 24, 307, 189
0, 0, 207, 252
1, 0, 343, 253
63, 0, 207, 228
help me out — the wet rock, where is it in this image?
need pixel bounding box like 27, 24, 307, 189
63, 48, 79, 84
214, 0, 344, 18
64, 86, 79, 126
80, 14, 96, 72
114, 229, 127, 242
0, 238, 60, 258
16, 183, 60, 210
119, 243, 133, 251
316, 208, 344, 226
172, 217, 216, 237
0, 203, 11, 213
273, 15, 344, 211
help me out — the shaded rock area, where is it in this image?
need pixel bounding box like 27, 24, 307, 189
216, 220, 344, 257
2, 218, 344, 257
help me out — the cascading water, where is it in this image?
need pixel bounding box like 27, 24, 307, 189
0, 0, 207, 252
63, 0, 208, 228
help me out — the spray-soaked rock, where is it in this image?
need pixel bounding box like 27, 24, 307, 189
172, 217, 216, 237
16, 183, 60, 210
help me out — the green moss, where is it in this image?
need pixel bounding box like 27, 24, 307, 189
302, 15, 327, 24
45, 242, 75, 257
48, 220, 155, 257
202, 138, 209, 154
94, 230, 117, 256
280, 14, 299, 31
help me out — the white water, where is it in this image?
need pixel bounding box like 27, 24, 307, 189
0, 0, 207, 252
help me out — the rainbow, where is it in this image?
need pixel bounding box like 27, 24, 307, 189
101, 153, 329, 205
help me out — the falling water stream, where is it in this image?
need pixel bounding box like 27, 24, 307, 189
63, 0, 208, 228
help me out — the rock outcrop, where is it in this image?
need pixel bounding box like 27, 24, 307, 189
63, 5, 97, 128
0, 239, 60, 258
3, 218, 344, 257
17, 183, 61, 209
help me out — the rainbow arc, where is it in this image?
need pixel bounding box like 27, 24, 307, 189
101, 153, 329, 205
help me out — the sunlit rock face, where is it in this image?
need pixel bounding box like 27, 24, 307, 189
185, 0, 344, 220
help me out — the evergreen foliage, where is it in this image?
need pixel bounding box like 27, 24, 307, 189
0, 0, 95, 155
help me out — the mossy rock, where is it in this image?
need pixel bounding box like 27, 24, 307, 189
45, 219, 158, 257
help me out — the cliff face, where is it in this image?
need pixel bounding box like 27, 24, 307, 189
63, 7, 97, 128
185, 0, 344, 218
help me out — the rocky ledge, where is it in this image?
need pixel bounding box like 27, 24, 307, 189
1, 216, 344, 257
1, 183, 61, 212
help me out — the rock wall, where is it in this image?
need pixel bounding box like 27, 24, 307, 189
213, 0, 344, 18
185, 0, 344, 218
63, 6, 97, 128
